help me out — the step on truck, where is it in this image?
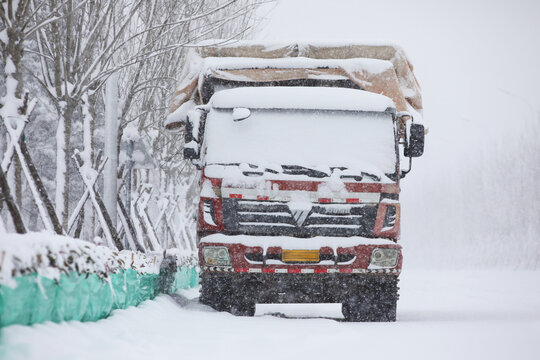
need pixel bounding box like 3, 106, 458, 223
165, 41, 425, 321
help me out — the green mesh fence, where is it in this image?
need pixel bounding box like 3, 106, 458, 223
0, 266, 199, 327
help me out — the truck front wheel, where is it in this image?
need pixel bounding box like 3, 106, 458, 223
228, 277, 256, 316
341, 276, 399, 322
200, 274, 256, 316
200, 275, 231, 312
229, 300, 256, 316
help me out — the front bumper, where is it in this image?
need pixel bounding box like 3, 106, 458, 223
201, 265, 400, 275
199, 234, 402, 275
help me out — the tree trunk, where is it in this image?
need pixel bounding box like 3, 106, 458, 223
55, 104, 74, 229
19, 139, 64, 235
82, 96, 95, 240
14, 156, 22, 208
0, 168, 26, 234
104, 73, 119, 229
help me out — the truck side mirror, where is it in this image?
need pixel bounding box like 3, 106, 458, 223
404, 123, 424, 157
184, 109, 205, 160
232, 107, 251, 121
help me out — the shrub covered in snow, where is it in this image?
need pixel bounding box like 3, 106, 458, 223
0, 232, 197, 288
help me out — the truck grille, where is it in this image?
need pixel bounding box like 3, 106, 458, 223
222, 199, 378, 237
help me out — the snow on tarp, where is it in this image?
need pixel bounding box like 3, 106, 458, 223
210, 86, 395, 112
202, 56, 393, 73
164, 99, 196, 131
168, 41, 422, 124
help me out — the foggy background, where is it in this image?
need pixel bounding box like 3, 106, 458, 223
254, 0, 540, 269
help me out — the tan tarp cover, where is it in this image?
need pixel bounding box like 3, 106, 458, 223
169, 42, 422, 116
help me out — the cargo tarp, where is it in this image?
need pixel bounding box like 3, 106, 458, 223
0, 267, 198, 327
169, 42, 422, 118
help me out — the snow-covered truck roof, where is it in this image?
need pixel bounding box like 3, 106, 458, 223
210, 87, 395, 113
166, 41, 422, 129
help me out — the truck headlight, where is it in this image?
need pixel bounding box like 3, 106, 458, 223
202, 246, 231, 266
370, 248, 399, 268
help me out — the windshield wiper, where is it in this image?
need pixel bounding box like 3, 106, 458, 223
281, 165, 329, 178
360, 172, 381, 181
215, 163, 381, 181
339, 171, 381, 182
215, 163, 279, 177
340, 175, 364, 182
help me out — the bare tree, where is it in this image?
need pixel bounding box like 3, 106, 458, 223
0, 0, 65, 233
115, 0, 264, 248
1, 0, 268, 250
30, 0, 150, 228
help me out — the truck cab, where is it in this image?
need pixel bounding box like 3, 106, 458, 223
165, 41, 424, 321
182, 86, 424, 321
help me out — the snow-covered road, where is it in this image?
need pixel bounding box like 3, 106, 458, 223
1, 270, 539, 360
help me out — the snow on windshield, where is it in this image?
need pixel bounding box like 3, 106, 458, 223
211, 87, 395, 113
203, 108, 397, 176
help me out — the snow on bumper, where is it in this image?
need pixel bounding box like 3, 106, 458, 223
199, 234, 402, 275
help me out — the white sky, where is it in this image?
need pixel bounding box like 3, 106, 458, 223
254, 0, 540, 122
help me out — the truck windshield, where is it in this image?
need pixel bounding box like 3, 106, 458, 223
204, 108, 397, 178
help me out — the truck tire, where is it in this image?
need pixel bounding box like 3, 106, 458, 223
200, 275, 257, 316
228, 277, 257, 316
199, 275, 231, 312
229, 300, 256, 316
342, 276, 398, 322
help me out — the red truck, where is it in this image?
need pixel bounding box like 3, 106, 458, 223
165, 42, 424, 321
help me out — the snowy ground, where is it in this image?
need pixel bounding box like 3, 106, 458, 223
2, 270, 539, 360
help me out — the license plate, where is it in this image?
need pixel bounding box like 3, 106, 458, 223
282, 250, 320, 262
